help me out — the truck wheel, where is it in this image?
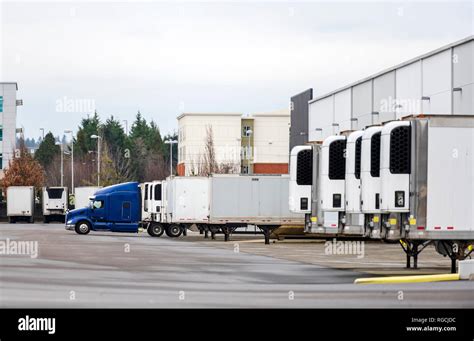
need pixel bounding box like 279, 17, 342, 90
166, 224, 182, 238
43, 216, 49, 224
148, 223, 164, 237
75, 221, 91, 235
9, 217, 15, 224
29, 216, 34, 224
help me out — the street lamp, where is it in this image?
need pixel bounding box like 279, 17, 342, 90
123, 120, 128, 136
90, 135, 102, 186
55, 141, 64, 187
246, 129, 253, 174
64, 130, 74, 194
164, 140, 178, 177
39, 128, 45, 140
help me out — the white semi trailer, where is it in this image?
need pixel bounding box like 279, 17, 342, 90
290, 115, 474, 272
74, 186, 101, 209
42, 187, 68, 223
7, 186, 35, 223
143, 174, 304, 244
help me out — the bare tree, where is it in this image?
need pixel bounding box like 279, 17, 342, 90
196, 125, 239, 176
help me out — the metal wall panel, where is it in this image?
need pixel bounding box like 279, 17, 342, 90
352, 80, 373, 130
422, 49, 452, 115
308, 95, 334, 142
453, 40, 474, 115
334, 88, 352, 133
373, 71, 395, 124
290, 89, 313, 150
395, 61, 422, 118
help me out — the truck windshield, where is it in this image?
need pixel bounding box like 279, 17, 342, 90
47, 188, 64, 199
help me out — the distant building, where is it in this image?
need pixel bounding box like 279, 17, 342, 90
0, 82, 19, 176
177, 110, 290, 176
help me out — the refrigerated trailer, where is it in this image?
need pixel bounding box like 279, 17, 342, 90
290, 115, 474, 271
42, 187, 68, 223
144, 174, 304, 244
7, 186, 35, 223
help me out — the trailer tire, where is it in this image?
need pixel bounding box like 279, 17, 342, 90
166, 224, 182, 238
29, 216, 34, 224
43, 216, 49, 224
148, 223, 164, 237
75, 221, 91, 235
9, 217, 15, 224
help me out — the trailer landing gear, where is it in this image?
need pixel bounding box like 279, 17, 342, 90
399, 240, 431, 270
259, 226, 278, 245
434, 241, 474, 274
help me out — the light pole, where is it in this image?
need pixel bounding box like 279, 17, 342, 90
39, 128, 44, 140
90, 135, 102, 186
246, 129, 253, 174
64, 130, 74, 194
164, 140, 178, 177
123, 120, 128, 136
55, 141, 64, 187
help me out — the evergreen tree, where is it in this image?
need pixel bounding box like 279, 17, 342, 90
75, 111, 101, 156
34, 132, 60, 168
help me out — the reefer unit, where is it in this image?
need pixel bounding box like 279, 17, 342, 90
289, 145, 312, 214
360, 127, 383, 214
42, 187, 68, 223
7, 186, 35, 223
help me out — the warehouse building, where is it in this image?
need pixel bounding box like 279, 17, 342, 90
177, 110, 290, 176
306, 36, 473, 142
0, 82, 19, 176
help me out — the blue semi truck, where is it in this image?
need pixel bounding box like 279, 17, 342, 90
65, 182, 142, 234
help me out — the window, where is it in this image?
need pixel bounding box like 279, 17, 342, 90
241, 166, 249, 174
296, 149, 313, 185
154, 184, 162, 200
242, 126, 251, 137
144, 184, 149, 200
0, 126, 3, 142
0, 153, 3, 169
92, 200, 104, 209
0, 96, 3, 113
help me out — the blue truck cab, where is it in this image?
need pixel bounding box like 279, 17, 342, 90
65, 182, 141, 235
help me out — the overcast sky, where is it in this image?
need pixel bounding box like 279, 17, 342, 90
0, 1, 472, 140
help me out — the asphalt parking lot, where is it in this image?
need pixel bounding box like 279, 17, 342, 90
0, 223, 472, 308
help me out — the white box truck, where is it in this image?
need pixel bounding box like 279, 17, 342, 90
74, 186, 100, 209
7, 186, 35, 223
42, 187, 68, 223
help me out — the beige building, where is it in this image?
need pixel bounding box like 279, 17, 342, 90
177, 109, 290, 176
